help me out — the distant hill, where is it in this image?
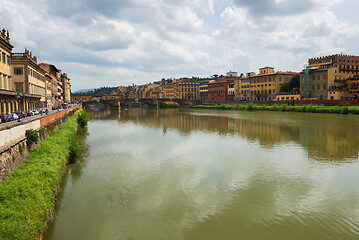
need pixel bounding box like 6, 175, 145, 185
72, 87, 117, 96
73, 88, 95, 93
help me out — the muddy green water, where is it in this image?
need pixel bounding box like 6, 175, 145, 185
45, 108, 359, 240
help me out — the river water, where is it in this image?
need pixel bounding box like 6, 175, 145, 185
45, 107, 359, 240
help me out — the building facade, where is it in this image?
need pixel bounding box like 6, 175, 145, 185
11, 49, 46, 109
178, 79, 199, 100
163, 82, 178, 99
208, 77, 234, 102
300, 54, 359, 100
199, 80, 209, 101
61, 73, 71, 103
0, 28, 15, 114
39, 63, 63, 107
236, 67, 295, 101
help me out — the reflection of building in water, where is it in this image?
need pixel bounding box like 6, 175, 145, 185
88, 108, 359, 161
228, 117, 300, 148
301, 121, 359, 160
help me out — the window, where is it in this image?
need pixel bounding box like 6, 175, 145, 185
2, 53, 5, 63
6, 55, 10, 66
323, 85, 326, 90
279, 77, 282, 82
4, 75, 7, 89
317, 85, 320, 90
14, 68, 23, 75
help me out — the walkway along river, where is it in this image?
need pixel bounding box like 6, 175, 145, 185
45, 107, 359, 240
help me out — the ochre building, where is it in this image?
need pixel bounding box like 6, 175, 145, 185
236, 67, 296, 101
300, 54, 359, 100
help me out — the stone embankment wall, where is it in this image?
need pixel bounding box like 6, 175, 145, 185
0, 106, 79, 181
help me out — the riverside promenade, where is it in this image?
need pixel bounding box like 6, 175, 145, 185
0, 106, 79, 152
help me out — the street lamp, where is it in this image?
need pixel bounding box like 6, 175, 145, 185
16, 91, 21, 122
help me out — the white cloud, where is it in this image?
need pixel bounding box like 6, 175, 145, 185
0, 0, 358, 90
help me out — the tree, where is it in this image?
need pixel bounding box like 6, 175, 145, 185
280, 83, 290, 93
280, 74, 300, 93
289, 74, 300, 90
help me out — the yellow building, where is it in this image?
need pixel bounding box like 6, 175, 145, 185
0, 28, 15, 114
12, 49, 46, 109
276, 93, 301, 101
39, 63, 63, 107
61, 73, 71, 103
300, 54, 359, 100
199, 80, 209, 101
347, 75, 359, 97
112, 86, 128, 99
236, 67, 295, 101
163, 81, 178, 99
178, 79, 199, 100
0, 30, 12, 92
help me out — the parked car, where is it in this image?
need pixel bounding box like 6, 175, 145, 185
33, 110, 39, 115
21, 111, 27, 118
0, 118, 2, 124
14, 112, 22, 119
26, 111, 33, 117
11, 113, 19, 120
0, 114, 9, 122
6, 114, 14, 121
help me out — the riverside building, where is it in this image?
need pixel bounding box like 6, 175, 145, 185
178, 78, 199, 100
236, 67, 296, 101
208, 77, 235, 102
11, 49, 46, 110
39, 63, 63, 107
0, 28, 15, 114
300, 54, 359, 100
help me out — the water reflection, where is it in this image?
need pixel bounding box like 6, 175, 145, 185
87, 107, 359, 161
46, 107, 359, 240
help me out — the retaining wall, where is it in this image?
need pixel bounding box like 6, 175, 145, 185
0, 106, 79, 181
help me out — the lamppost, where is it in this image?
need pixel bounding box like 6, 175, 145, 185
16, 91, 21, 122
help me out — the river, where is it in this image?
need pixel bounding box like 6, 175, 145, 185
45, 107, 359, 240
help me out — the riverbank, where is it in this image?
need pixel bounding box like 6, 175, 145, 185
0, 110, 85, 240
191, 103, 359, 114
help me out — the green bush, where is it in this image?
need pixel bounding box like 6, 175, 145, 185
25, 129, 39, 148
68, 134, 82, 164
341, 106, 349, 114
349, 107, 359, 114
246, 102, 254, 111
18, 142, 24, 154
270, 104, 279, 111
77, 109, 88, 128
279, 105, 288, 111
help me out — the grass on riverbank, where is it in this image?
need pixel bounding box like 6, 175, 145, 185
0, 111, 81, 240
191, 103, 359, 114
158, 103, 179, 109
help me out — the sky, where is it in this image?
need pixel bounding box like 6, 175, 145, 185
1, 0, 358, 91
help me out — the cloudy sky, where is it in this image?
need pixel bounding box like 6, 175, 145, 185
1, 0, 358, 91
